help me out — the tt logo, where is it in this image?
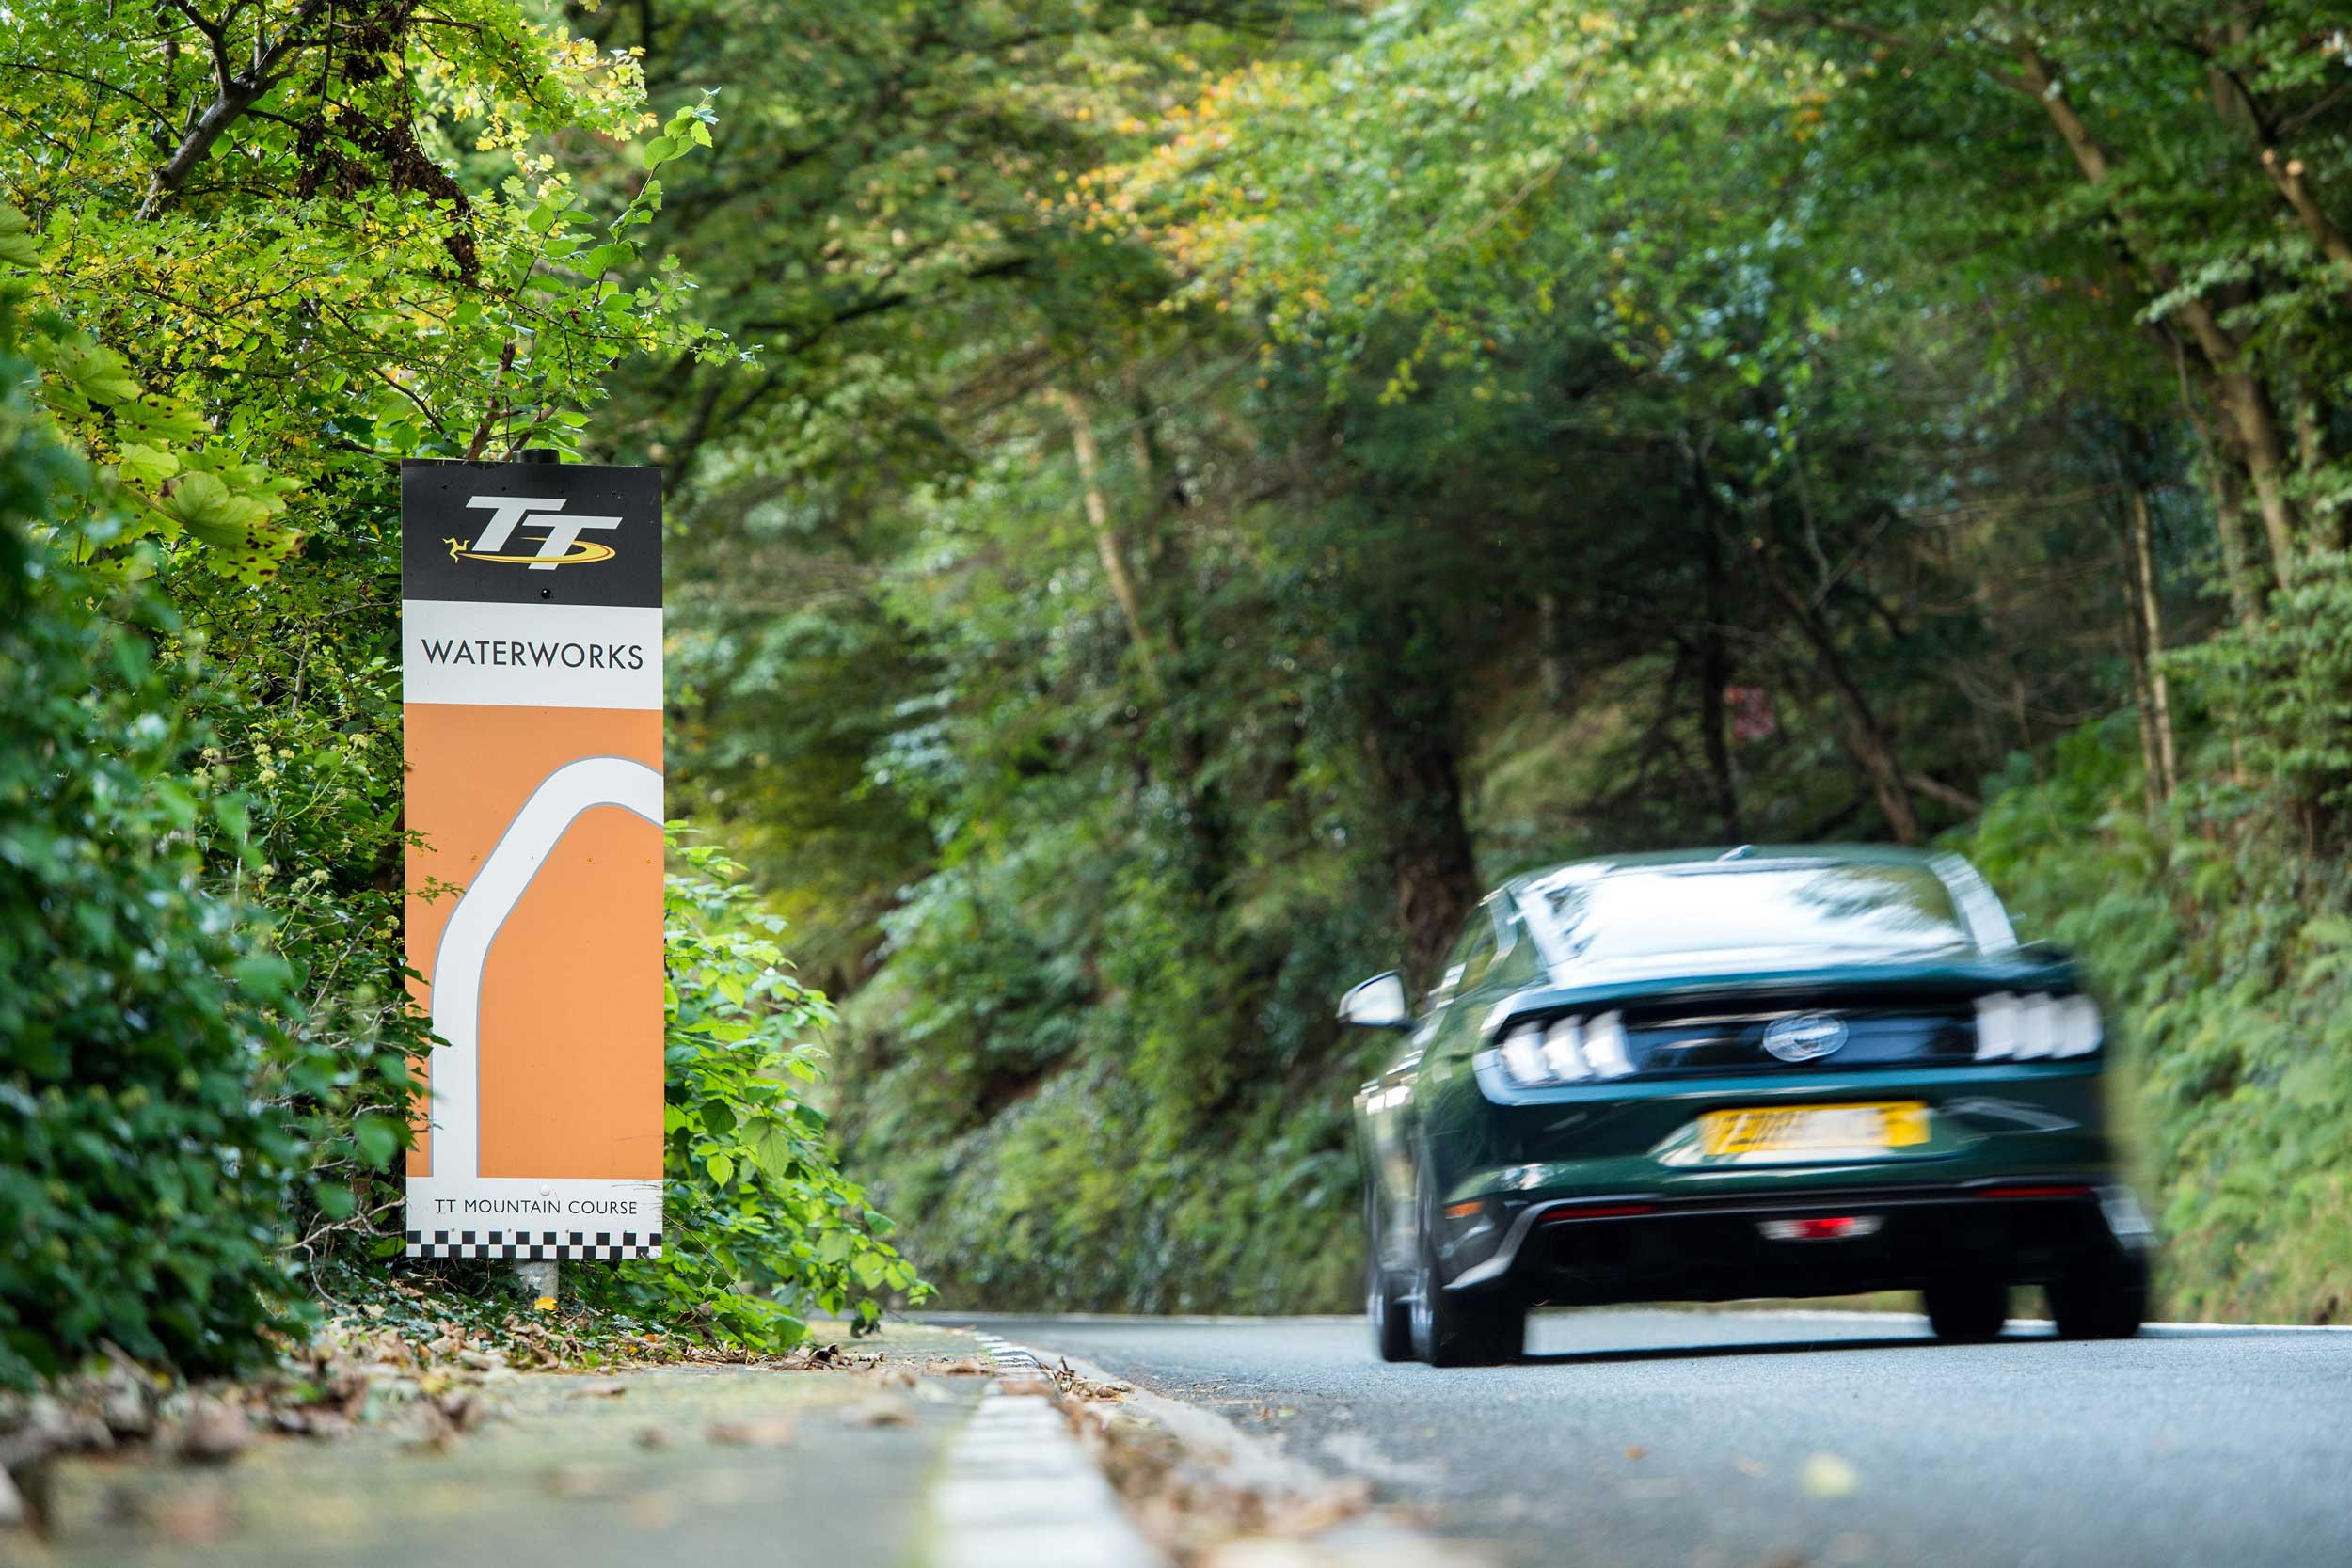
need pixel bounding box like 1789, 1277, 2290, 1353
444, 495, 621, 568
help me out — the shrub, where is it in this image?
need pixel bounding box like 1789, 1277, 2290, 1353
0, 333, 298, 1386
577, 843, 926, 1345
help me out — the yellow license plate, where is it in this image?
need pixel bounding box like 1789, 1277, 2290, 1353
1698, 1101, 1929, 1157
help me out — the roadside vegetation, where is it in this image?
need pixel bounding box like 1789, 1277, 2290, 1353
1, 1, 913, 1388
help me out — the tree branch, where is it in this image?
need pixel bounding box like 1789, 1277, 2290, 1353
140, 0, 328, 219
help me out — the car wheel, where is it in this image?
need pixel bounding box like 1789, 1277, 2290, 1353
1407, 1186, 1523, 1367
1922, 1277, 2010, 1341
1365, 1190, 1415, 1363
2047, 1252, 2148, 1339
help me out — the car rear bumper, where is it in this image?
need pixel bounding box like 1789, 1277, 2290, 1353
1444, 1178, 2152, 1303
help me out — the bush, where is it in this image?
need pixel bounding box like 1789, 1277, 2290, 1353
2173, 553, 2352, 839
0, 337, 298, 1386
576, 843, 925, 1346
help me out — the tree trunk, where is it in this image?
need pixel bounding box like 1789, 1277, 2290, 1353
1697, 521, 1740, 840
2115, 506, 2166, 815
1125, 387, 1232, 912
1536, 591, 1565, 708
1050, 388, 1160, 692
2128, 483, 2178, 799
2173, 336, 2263, 626
2212, 365, 2298, 587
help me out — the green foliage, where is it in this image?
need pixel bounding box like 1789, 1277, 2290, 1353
1961, 701, 2352, 1323
0, 326, 298, 1386
577, 845, 926, 1347
2175, 555, 2352, 830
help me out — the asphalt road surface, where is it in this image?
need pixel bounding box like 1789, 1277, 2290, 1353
976, 1308, 2352, 1568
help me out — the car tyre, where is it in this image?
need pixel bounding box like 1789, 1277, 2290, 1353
1408, 1188, 1523, 1367
2047, 1252, 2148, 1339
1922, 1277, 2009, 1341
1365, 1191, 1415, 1363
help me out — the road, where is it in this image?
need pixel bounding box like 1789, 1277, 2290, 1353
976, 1308, 2352, 1568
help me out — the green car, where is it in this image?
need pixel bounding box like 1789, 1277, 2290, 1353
1348, 846, 2153, 1365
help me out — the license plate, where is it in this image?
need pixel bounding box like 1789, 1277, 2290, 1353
1698, 1101, 1929, 1157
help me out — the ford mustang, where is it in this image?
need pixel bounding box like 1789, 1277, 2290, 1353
1348, 846, 2153, 1365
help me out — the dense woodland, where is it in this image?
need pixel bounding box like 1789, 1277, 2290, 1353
619, 0, 2352, 1319
4, 0, 2351, 1384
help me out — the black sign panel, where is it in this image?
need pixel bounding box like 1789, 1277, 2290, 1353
402, 459, 661, 609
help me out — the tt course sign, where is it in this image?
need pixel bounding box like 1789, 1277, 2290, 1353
400, 458, 665, 1261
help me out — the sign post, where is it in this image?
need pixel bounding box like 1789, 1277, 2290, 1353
400, 457, 666, 1273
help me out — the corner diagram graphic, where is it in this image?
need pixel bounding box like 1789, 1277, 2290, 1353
425, 754, 664, 1182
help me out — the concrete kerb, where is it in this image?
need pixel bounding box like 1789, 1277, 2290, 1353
924, 1332, 1165, 1568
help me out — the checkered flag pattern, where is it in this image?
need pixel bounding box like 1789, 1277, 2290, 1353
404, 1229, 661, 1260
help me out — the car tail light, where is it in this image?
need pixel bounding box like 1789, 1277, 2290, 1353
1979, 1183, 2093, 1200
1973, 992, 2100, 1059
1494, 1011, 1633, 1087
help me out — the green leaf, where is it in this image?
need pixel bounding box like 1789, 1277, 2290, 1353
354, 1115, 403, 1169
59, 341, 142, 404
705, 1151, 735, 1186
117, 443, 180, 484
0, 201, 40, 268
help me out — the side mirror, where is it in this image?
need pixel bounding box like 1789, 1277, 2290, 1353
1339, 972, 1411, 1030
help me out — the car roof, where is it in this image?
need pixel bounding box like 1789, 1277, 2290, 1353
1509, 843, 1957, 898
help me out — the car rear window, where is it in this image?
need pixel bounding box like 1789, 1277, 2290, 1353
1546, 863, 1976, 963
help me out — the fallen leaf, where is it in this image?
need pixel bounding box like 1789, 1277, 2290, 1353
634, 1426, 674, 1449
569, 1381, 629, 1399
928, 1357, 994, 1376
437, 1389, 482, 1433
533, 1297, 557, 1314
1624, 1443, 1649, 1461
1801, 1451, 1860, 1497
705, 1417, 797, 1447
542, 1464, 612, 1499
844, 1397, 915, 1428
